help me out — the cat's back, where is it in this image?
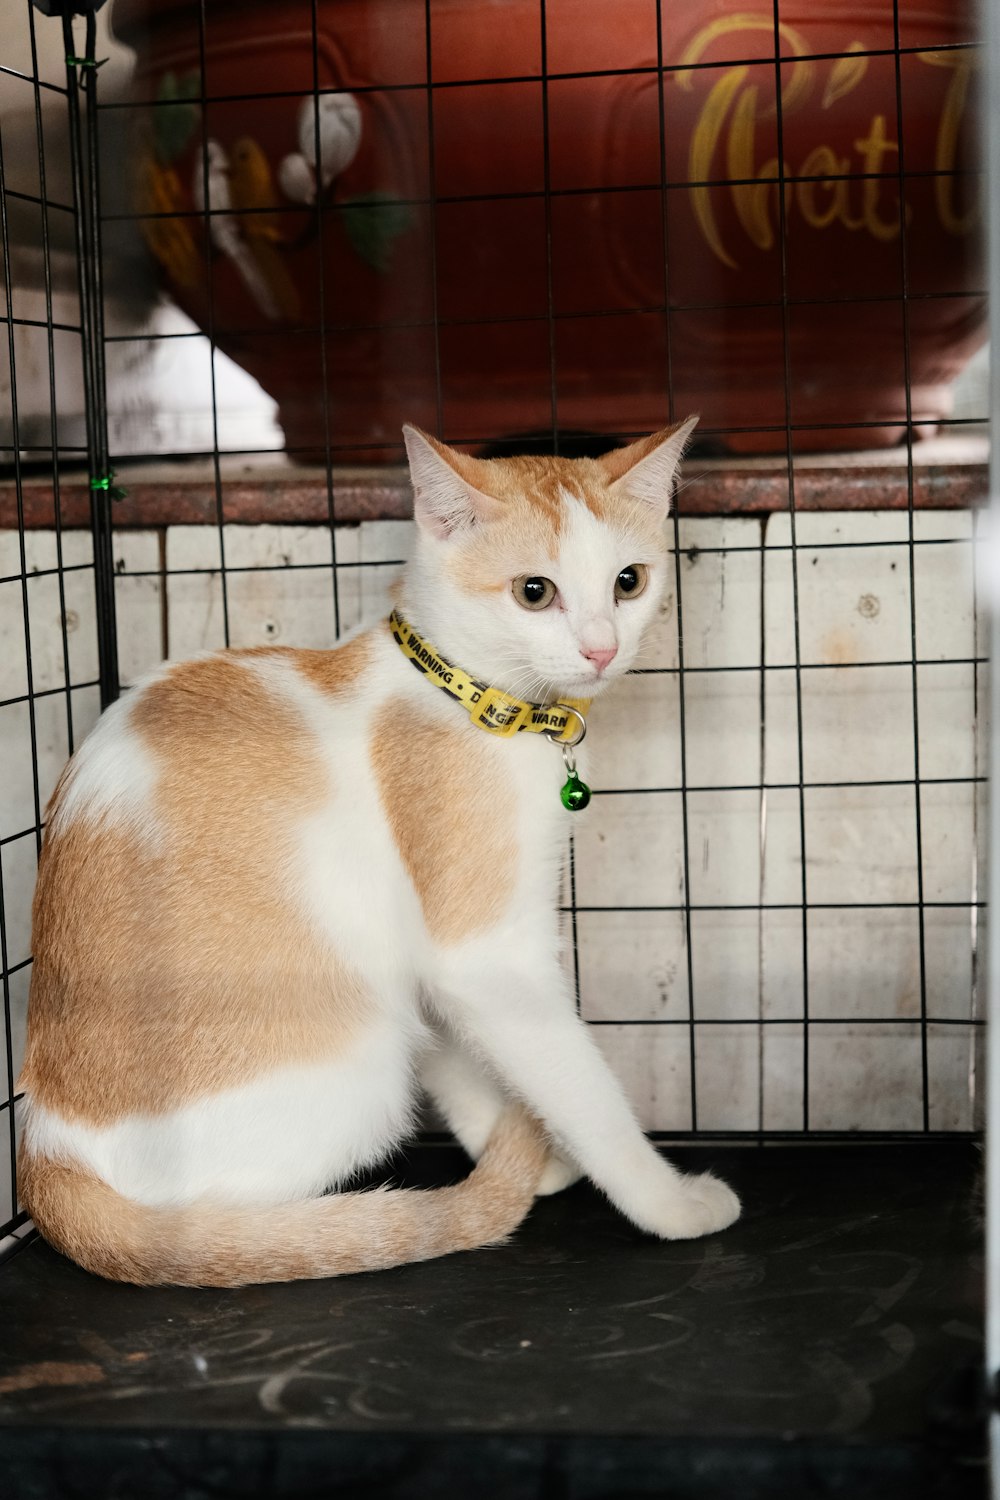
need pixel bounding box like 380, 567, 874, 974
20, 624, 407, 1128
28, 626, 392, 1021
45, 628, 383, 841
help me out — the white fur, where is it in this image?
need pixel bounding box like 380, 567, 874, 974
419, 1032, 582, 1196
48, 677, 165, 839
244, 647, 430, 983
23, 1018, 417, 1208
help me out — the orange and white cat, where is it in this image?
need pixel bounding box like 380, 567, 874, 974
17, 419, 740, 1287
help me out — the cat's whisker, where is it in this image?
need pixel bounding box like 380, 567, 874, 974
629, 640, 660, 670
672, 468, 709, 498
489, 654, 558, 702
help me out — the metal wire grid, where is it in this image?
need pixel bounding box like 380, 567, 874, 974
983, 0, 1000, 1470
1, 7, 81, 1242
0, 1, 989, 1243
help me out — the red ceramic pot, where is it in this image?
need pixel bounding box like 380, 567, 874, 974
111, 0, 985, 458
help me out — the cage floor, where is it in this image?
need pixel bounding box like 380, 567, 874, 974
0, 1143, 985, 1499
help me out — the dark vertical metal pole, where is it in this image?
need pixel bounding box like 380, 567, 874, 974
654, 7, 698, 1131
308, 1, 342, 641
889, 0, 931, 1133
61, 8, 120, 707
769, 0, 812, 1129
29, 1, 76, 755
422, 0, 444, 443
983, 0, 1000, 1473
194, 0, 232, 651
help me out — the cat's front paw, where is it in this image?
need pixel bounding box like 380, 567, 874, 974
651, 1172, 741, 1240
536, 1153, 583, 1197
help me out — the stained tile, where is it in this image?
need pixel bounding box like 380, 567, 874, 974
574, 792, 684, 910
674, 518, 763, 670
0, 832, 37, 970
114, 532, 165, 688
917, 663, 976, 780
806, 906, 921, 1020
592, 1022, 693, 1132
803, 783, 919, 906
808, 1023, 925, 1131
687, 788, 762, 909
927, 1023, 977, 1132
760, 1021, 805, 1130
924, 905, 977, 1022
765, 511, 913, 669
694, 1023, 760, 1131
166, 524, 360, 655
683, 669, 761, 791
578, 909, 688, 1022
689, 907, 759, 1020
912, 512, 975, 663
919, 779, 976, 905
799, 664, 915, 786
589, 671, 681, 792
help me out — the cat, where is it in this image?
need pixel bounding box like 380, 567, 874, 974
16, 418, 741, 1287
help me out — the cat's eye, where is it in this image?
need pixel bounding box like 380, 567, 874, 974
513, 575, 557, 611
614, 564, 648, 601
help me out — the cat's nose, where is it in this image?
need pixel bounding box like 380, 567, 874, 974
581, 645, 618, 673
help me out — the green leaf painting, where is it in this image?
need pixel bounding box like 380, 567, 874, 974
154, 70, 202, 166
340, 193, 413, 274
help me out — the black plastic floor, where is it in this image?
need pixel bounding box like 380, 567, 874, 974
0, 1144, 987, 1499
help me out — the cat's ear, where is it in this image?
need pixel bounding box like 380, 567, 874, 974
403, 425, 503, 539
597, 416, 699, 518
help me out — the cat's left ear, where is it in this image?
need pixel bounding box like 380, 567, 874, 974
597, 416, 699, 519
403, 425, 503, 539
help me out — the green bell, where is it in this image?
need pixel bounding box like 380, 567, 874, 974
560, 768, 592, 812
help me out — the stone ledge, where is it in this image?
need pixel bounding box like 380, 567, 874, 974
0, 435, 987, 529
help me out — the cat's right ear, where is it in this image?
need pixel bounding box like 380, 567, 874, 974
403, 425, 503, 540
597, 416, 699, 519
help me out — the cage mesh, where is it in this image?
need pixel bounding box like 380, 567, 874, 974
0, 0, 988, 1243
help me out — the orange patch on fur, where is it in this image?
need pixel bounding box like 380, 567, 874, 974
441, 458, 590, 596
474, 456, 586, 534
370, 703, 517, 945
233, 632, 374, 698
20, 649, 370, 1126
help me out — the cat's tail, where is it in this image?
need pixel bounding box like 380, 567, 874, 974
18, 1105, 548, 1288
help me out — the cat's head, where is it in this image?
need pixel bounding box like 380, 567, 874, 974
401, 419, 697, 701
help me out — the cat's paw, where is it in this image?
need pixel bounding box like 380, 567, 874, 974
536, 1153, 583, 1197
650, 1172, 741, 1240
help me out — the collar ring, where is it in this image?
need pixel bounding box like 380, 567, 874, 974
546, 704, 587, 749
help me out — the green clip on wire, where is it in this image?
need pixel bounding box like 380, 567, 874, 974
65, 55, 107, 69
90, 471, 128, 502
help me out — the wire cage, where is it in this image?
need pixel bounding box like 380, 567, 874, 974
0, 0, 994, 1489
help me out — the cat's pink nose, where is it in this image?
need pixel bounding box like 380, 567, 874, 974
582, 645, 618, 673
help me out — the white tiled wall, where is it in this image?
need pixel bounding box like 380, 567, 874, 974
0, 510, 983, 1221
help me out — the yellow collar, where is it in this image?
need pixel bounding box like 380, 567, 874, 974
389, 609, 591, 745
